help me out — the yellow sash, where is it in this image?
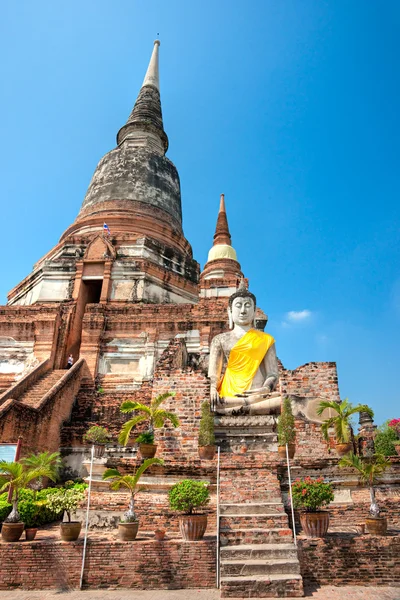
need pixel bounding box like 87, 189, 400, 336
218, 329, 275, 398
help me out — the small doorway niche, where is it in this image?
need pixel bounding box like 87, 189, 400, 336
82, 279, 103, 304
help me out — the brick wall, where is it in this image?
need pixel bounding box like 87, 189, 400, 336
0, 539, 216, 590
87, 490, 217, 534
280, 361, 340, 402
298, 534, 400, 586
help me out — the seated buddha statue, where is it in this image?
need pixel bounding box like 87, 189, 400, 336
208, 286, 282, 415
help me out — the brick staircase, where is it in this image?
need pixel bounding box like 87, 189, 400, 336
218, 432, 303, 597
17, 370, 67, 408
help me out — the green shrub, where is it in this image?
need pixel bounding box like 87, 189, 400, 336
375, 420, 398, 456
0, 501, 12, 522
169, 480, 210, 515
198, 401, 215, 447
46, 488, 85, 522
64, 481, 88, 492
277, 398, 296, 445
18, 499, 38, 527
18, 489, 35, 501
83, 425, 110, 444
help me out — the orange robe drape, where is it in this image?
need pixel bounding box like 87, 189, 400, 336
218, 329, 275, 397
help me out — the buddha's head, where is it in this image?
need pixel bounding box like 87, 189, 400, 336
228, 288, 256, 329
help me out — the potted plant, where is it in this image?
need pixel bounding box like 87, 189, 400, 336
339, 452, 390, 535
169, 479, 210, 541
198, 401, 216, 460
119, 392, 179, 458
277, 397, 296, 459
0, 460, 57, 542
103, 457, 163, 541
83, 425, 111, 458
20, 500, 46, 541
46, 488, 85, 541
317, 399, 374, 455
292, 476, 334, 538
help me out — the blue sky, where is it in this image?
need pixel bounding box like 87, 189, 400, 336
1, 1, 399, 424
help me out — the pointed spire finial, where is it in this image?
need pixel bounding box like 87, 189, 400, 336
213, 193, 232, 246
116, 40, 168, 152
142, 40, 160, 91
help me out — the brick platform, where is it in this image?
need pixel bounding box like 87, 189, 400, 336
298, 533, 400, 587
0, 533, 216, 590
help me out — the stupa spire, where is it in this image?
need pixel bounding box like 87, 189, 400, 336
142, 39, 160, 90
213, 193, 232, 246
116, 40, 168, 152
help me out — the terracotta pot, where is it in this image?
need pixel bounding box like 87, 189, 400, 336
395, 445, 400, 456
94, 444, 106, 458
300, 511, 330, 538
1, 522, 25, 542
139, 443, 157, 459
335, 442, 353, 456
179, 515, 208, 541
278, 444, 296, 459
198, 445, 216, 460
154, 529, 166, 541
118, 521, 139, 541
366, 517, 387, 535
60, 521, 82, 542
25, 528, 38, 541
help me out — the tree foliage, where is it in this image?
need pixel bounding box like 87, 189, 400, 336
0, 459, 59, 523
118, 392, 179, 446
339, 452, 390, 487
374, 420, 398, 456
198, 401, 215, 447
277, 398, 296, 445
103, 458, 163, 522
317, 399, 373, 444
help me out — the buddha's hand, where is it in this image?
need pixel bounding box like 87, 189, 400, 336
240, 384, 274, 397
210, 384, 220, 411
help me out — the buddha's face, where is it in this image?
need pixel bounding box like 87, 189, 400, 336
230, 295, 255, 327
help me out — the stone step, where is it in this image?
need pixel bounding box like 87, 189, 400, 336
221, 558, 301, 576
220, 527, 294, 546
220, 514, 288, 530
220, 503, 285, 515
220, 573, 304, 598
220, 543, 298, 560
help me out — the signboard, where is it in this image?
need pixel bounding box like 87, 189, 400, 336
0, 444, 17, 464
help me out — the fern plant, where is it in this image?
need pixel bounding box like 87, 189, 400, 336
118, 392, 179, 446
317, 399, 373, 444
103, 458, 163, 522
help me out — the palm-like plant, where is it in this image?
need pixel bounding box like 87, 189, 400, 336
20, 451, 62, 492
317, 399, 373, 444
339, 452, 390, 516
0, 461, 58, 523
103, 457, 163, 521
118, 392, 179, 446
